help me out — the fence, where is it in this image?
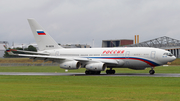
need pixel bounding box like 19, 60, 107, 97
0, 63, 59, 67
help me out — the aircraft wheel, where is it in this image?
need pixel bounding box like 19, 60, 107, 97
85, 70, 89, 75
112, 70, 115, 74
89, 71, 93, 74
96, 71, 101, 75
85, 70, 101, 75
106, 70, 110, 74
106, 70, 115, 74
149, 70, 155, 75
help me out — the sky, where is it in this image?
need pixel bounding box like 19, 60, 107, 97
1, 0, 180, 48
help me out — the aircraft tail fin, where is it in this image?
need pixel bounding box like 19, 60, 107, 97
27, 19, 63, 51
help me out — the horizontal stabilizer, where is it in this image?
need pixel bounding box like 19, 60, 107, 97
4, 45, 16, 55
9, 49, 50, 55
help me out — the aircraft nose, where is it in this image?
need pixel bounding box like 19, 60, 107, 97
170, 56, 176, 62
173, 56, 176, 60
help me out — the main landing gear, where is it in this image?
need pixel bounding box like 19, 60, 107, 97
149, 67, 155, 75
106, 68, 115, 74
85, 70, 101, 75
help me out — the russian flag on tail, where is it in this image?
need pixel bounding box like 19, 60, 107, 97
37, 31, 46, 35
6, 49, 10, 52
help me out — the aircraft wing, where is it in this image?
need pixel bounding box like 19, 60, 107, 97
74, 58, 119, 64
17, 54, 66, 60
5, 48, 119, 64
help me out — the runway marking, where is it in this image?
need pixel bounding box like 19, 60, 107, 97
0, 72, 180, 77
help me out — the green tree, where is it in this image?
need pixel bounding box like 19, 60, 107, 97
27, 45, 37, 52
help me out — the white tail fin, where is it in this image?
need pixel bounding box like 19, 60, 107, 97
27, 19, 63, 51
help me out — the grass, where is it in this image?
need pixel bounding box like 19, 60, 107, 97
0, 76, 180, 101
0, 58, 180, 100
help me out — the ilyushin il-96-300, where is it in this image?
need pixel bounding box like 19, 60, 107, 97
5, 19, 176, 75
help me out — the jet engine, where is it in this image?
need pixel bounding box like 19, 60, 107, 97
60, 61, 81, 69
85, 63, 107, 71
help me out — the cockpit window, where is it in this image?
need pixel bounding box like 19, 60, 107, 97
163, 53, 168, 55
168, 53, 173, 56
163, 53, 173, 56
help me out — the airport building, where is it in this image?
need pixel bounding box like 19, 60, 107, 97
125, 36, 180, 58
102, 39, 133, 47
61, 44, 91, 48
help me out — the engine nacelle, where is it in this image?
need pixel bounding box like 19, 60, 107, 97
85, 63, 107, 71
60, 61, 81, 69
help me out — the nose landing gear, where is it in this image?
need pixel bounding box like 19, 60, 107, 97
149, 67, 155, 75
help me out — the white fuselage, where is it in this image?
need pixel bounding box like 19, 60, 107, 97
41, 47, 176, 69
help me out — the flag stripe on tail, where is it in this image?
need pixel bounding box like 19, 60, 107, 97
6, 50, 10, 52
37, 31, 46, 35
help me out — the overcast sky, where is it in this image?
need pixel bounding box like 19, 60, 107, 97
1, 0, 180, 48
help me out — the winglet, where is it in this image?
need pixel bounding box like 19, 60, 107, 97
3, 45, 8, 50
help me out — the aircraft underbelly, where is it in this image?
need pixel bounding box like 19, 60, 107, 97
107, 59, 151, 68
124, 60, 150, 67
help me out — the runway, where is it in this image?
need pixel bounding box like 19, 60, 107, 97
0, 72, 180, 77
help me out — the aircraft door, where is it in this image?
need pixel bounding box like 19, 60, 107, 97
125, 51, 130, 58
125, 61, 130, 67
55, 51, 59, 56
151, 51, 156, 59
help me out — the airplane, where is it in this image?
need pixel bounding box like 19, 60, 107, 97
5, 19, 176, 75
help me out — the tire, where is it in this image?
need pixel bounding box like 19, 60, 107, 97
149, 70, 155, 75
97, 71, 101, 75
112, 70, 115, 74
85, 70, 89, 75
106, 70, 109, 74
